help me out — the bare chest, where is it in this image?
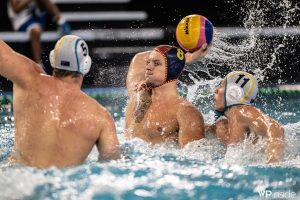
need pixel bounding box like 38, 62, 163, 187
129, 105, 179, 143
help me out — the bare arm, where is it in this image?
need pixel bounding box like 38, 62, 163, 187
133, 82, 152, 123
215, 118, 231, 143
0, 40, 43, 88
177, 104, 205, 148
126, 51, 150, 97
185, 43, 210, 64
10, 0, 33, 13
247, 112, 284, 163
125, 51, 151, 127
97, 111, 121, 160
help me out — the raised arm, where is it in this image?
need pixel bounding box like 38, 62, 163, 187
185, 43, 210, 64
177, 103, 205, 148
126, 51, 150, 97
0, 40, 44, 88
96, 111, 121, 161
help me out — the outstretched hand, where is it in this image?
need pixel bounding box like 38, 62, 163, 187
185, 43, 211, 64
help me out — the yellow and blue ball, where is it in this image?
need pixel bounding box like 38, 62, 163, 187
176, 14, 213, 52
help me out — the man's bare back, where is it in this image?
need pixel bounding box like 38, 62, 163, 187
0, 36, 120, 168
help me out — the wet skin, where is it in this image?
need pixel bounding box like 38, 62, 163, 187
208, 80, 285, 163
0, 40, 120, 168
125, 48, 208, 147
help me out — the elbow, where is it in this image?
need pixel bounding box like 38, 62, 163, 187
99, 146, 121, 161
99, 152, 120, 161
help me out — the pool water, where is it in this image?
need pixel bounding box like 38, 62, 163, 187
0, 90, 299, 200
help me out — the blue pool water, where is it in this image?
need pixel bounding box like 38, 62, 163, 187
0, 89, 299, 200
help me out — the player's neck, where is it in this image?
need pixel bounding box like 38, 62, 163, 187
151, 81, 178, 100
56, 76, 83, 88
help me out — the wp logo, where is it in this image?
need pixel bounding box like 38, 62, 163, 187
258, 190, 296, 199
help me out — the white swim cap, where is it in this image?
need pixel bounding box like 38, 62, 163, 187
224, 71, 258, 107
49, 35, 91, 76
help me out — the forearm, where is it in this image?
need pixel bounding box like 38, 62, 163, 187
215, 119, 230, 144
126, 73, 145, 97
265, 124, 285, 163
10, 0, 33, 13
133, 91, 152, 123
0, 40, 11, 71
266, 138, 284, 163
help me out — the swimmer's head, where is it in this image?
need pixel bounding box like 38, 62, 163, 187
49, 35, 92, 76
214, 71, 258, 111
145, 45, 185, 87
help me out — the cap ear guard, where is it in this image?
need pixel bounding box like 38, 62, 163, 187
224, 71, 258, 108
48, 35, 92, 76
49, 50, 55, 68
225, 83, 245, 106
80, 55, 91, 76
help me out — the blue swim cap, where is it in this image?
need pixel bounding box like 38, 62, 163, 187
154, 45, 186, 83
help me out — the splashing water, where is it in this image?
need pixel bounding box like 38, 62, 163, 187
181, 0, 299, 94
179, 0, 300, 127
0, 1, 300, 199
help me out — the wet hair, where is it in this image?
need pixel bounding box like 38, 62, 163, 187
53, 68, 82, 78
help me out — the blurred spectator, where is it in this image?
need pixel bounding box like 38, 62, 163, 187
7, 0, 71, 65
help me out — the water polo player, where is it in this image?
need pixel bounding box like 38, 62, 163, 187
0, 36, 120, 168
206, 71, 285, 163
125, 44, 209, 147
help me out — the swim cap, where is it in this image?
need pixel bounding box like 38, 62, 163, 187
49, 35, 92, 76
154, 45, 185, 84
224, 71, 258, 108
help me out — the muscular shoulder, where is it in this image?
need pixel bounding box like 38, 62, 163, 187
82, 93, 108, 114
82, 94, 114, 123
177, 100, 203, 119
231, 105, 263, 120
230, 105, 280, 130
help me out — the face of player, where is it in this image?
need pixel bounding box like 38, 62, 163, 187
145, 50, 166, 87
214, 80, 226, 111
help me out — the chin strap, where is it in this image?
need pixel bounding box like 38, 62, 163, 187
151, 79, 176, 89
214, 110, 225, 121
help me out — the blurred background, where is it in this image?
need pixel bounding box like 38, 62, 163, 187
0, 0, 299, 91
